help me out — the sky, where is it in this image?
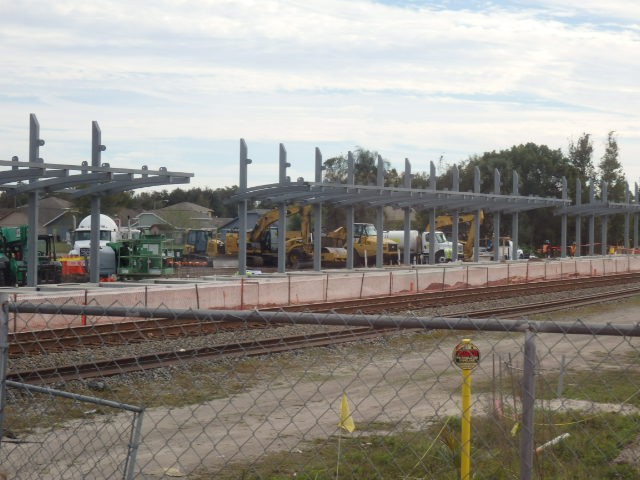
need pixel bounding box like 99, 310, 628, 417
1, 0, 639, 194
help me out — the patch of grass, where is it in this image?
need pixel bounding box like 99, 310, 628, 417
190, 412, 640, 479
537, 369, 640, 407
3, 356, 287, 434
2, 397, 105, 435
476, 366, 640, 407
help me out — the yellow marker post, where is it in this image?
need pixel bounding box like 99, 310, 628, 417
452, 339, 480, 480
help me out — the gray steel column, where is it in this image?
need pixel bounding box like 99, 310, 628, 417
403, 159, 412, 266
635, 184, 639, 251
512, 171, 520, 260
0, 299, 9, 443
624, 184, 630, 252
473, 167, 481, 263
519, 328, 537, 480
588, 183, 595, 256
452, 166, 460, 262
313, 148, 324, 271
277, 144, 290, 273
238, 139, 251, 276
89, 121, 106, 283
27, 114, 44, 287
493, 169, 501, 263
346, 152, 355, 269
575, 179, 582, 257
601, 181, 608, 256
375, 155, 384, 268
560, 177, 567, 258
428, 162, 436, 264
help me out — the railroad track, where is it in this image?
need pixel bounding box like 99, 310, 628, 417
8, 317, 268, 356
7, 274, 640, 385
8, 328, 388, 384
8, 273, 635, 356
263, 273, 640, 313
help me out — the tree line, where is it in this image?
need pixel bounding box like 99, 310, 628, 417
0, 132, 628, 251
315, 131, 626, 250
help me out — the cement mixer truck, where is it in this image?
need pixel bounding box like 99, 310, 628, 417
61, 214, 140, 281
69, 214, 139, 256
383, 230, 460, 263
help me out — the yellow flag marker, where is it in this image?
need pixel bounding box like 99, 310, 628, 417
339, 394, 355, 433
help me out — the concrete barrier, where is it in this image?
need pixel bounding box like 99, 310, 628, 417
6, 255, 640, 332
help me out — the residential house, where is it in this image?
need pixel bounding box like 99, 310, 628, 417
132, 202, 233, 244
219, 209, 271, 236
0, 196, 78, 241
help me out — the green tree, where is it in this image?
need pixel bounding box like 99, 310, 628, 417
598, 131, 625, 201
598, 131, 626, 245
567, 133, 595, 201
322, 148, 393, 229
453, 143, 576, 249
74, 190, 137, 217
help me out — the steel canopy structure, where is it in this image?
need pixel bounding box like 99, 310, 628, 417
554, 179, 640, 257
1, 114, 193, 286
229, 139, 575, 275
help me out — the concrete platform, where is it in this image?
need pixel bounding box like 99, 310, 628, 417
3, 255, 638, 332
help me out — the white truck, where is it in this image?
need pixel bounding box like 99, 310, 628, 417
383, 230, 462, 264
69, 214, 140, 257
478, 237, 524, 261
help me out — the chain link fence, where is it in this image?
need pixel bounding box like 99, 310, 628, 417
1, 297, 640, 479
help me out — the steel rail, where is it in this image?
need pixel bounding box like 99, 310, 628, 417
8, 273, 622, 355
261, 273, 640, 313
8, 319, 268, 356
6, 286, 640, 385
7, 327, 391, 385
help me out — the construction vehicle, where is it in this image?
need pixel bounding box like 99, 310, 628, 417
183, 229, 225, 266
63, 214, 141, 281
436, 208, 524, 261
105, 233, 181, 280
0, 225, 63, 286
69, 214, 128, 256
228, 205, 347, 268
383, 229, 459, 263
478, 236, 524, 261
434, 211, 485, 261
325, 223, 399, 266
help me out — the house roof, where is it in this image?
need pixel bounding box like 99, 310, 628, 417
220, 209, 271, 231
39, 196, 73, 210
146, 202, 215, 229
156, 202, 212, 215
3, 196, 77, 227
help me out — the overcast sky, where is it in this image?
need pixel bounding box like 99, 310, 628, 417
1, 0, 639, 194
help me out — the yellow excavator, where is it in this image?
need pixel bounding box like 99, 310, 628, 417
435, 211, 485, 261
226, 205, 347, 268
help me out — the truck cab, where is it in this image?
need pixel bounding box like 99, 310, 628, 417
69, 214, 120, 257
478, 237, 524, 261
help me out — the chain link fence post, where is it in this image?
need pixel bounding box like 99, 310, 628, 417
520, 328, 537, 480
0, 296, 9, 445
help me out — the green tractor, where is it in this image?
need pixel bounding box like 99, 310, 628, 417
0, 225, 63, 286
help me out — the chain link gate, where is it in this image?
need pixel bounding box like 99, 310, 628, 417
1, 298, 640, 479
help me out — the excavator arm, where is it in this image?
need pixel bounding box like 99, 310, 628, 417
249, 205, 304, 243
435, 212, 480, 230
434, 211, 485, 261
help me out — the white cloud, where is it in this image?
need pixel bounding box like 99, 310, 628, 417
1, 0, 639, 191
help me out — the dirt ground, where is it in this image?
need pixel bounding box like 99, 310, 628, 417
3, 297, 640, 478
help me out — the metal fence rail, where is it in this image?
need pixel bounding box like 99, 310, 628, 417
1, 299, 640, 479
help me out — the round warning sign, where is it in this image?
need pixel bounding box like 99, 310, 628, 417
452, 339, 480, 370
